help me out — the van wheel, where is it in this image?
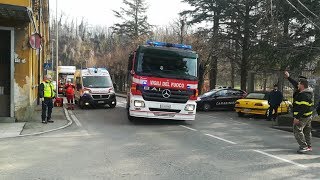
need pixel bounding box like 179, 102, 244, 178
79, 99, 85, 109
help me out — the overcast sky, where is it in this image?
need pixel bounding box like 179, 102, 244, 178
50, 0, 191, 27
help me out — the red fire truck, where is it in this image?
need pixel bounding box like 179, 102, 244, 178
126, 41, 198, 121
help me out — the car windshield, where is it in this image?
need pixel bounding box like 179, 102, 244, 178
82, 76, 113, 88
136, 49, 197, 81
202, 90, 217, 97
245, 93, 268, 100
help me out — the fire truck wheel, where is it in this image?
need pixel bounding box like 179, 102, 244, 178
127, 108, 135, 122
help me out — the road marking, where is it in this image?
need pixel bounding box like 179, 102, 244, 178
252, 150, 308, 168
68, 110, 82, 127
180, 125, 198, 131
205, 133, 237, 145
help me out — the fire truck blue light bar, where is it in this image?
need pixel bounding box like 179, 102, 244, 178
146, 40, 192, 50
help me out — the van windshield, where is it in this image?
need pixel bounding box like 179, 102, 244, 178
82, 76, 113, 88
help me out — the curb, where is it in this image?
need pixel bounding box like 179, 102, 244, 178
0, 107, 73, 139
272, 125, 320, 138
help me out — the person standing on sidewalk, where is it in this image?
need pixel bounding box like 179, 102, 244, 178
267, 84, 283, 121
39, 74, 55, 124
285, 71, 313, 153
65, 79, 75, 110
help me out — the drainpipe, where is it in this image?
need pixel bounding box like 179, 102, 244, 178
56, 0, 59, 96
37, 0, 42, 105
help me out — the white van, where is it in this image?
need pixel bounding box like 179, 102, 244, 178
74, 68, 116, 109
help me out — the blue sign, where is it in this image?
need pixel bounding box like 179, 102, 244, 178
44, 63, 52, 70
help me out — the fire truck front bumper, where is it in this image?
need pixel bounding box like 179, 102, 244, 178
129, 97, 197, 121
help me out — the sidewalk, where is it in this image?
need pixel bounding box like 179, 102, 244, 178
0, 105, 71, 139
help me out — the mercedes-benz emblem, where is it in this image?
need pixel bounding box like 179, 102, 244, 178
162, 89, 171, 98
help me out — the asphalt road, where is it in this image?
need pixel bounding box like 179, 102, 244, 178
1, 97, 320, 179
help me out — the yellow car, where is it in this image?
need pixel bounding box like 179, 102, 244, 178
235, 92, 292, 117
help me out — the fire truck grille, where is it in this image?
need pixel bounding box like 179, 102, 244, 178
149, 108, 181, 113
141, 86, 193, 103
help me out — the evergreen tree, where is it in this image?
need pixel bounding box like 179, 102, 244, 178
112, 0, 152, 39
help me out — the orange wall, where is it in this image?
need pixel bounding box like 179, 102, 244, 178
0, 0, 29, 7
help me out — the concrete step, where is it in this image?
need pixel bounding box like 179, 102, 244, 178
0, 117, 15, 123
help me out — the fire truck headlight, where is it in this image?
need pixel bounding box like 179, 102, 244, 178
134, 100, 145, 108
185, 104, 195, 111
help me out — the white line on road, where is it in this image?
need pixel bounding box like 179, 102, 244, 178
180, 125, 198, 131
205, 133, 237, 145
68, 110, 82, 127
252, 150, 308, 168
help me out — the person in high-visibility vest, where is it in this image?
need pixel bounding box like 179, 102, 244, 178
285, 71, 314, 153
39, 74, 56, 124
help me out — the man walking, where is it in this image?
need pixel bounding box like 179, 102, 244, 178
39, 74, 55, 124
285, 71, 313, 153
267, 84, 283, 121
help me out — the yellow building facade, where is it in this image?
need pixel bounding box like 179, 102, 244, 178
0, 0, 50, 122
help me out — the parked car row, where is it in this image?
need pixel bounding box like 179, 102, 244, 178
196, 88, 292, 118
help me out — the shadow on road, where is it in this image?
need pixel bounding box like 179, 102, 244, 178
130, 118, 189, 126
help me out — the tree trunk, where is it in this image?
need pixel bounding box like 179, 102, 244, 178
240, 1, 250, 91
209, 10, 220, 90
179, 18, 185, 44
231, 38, 239, 88
263, 72, 267, 91
209, 56, 218, 90
198, 63, 205, 95
230, 58, 235, 88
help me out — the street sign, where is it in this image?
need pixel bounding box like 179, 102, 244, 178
44, 63, 52, 70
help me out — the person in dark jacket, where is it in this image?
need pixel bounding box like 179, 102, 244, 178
267, 84, 283, 121
284, 71, 307, 98
285, 71, 313, 153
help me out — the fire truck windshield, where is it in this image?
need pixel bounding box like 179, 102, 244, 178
82, 76, 113, 88
136, 50, 197, 81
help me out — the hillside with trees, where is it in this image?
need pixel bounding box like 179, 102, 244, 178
51, 0, 320, 93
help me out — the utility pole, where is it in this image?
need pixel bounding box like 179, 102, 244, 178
55, 0, 59, 94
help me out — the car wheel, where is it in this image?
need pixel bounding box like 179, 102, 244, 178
238, 112, 244, 117
203, 103, 211, 111
265, 109, 270, 118
109, 102, 116, 108
287, 105, 292, 114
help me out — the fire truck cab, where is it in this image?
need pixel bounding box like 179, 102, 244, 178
127, 41, 198, 121
74, 68, 116, 109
